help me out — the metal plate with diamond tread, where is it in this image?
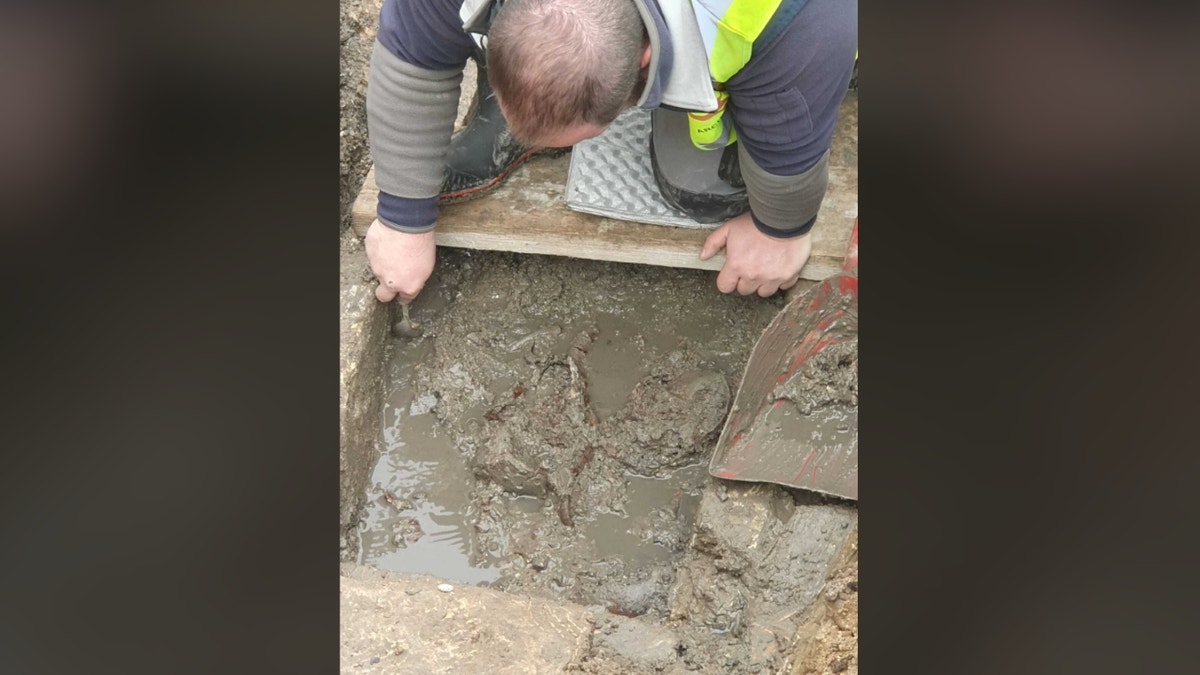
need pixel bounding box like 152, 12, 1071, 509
566, 108, 716, 230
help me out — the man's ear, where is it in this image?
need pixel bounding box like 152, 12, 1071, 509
641, 43, 652, 68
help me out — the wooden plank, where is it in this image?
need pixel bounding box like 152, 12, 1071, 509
351, 92, 858, 281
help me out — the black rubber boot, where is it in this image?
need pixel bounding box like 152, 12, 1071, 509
649, 107, 749, 223
438, 47, 570, 204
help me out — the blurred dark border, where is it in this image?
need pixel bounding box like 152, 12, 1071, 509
0, 2, 339, 673
1, 1, 1198, 673
865, 2, 1200, 672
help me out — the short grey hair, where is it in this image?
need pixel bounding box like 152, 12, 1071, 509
487, 0, 646, 145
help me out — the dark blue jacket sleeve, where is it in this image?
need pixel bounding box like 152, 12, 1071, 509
725, 0, 856, 236
378, 0, 476, 71
726, 0, 856, 176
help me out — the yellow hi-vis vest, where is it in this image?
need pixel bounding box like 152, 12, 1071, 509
687, 0, 787, 151
688, 0, 856, 151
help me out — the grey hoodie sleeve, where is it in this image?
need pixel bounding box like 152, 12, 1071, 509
366, 0, 476, 233
366, 40, 465, 233
739, 143, 829, 239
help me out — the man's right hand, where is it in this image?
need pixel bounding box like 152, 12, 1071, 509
364, 219, 437, 304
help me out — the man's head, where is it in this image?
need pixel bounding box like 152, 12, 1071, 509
487, 0, 650, 147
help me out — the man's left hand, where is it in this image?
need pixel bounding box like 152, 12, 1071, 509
699, 212, 812, 297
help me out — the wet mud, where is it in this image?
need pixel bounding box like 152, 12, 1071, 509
358, 249, 779, 605
349, 248, 857, 673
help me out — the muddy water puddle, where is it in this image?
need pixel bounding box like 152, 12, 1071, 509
357, 340, 502, 584
584, 469, 705, 566
359, 250, 780, 608
360, 340, 708, 588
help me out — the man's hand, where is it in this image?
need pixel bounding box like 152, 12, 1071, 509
364, 219, 436, 304
699, 212, 812, 297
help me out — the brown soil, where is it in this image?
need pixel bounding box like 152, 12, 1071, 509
785, 527, 860, 675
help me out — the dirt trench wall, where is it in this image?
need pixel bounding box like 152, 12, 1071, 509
784, 524, 859, 674
340, 229, 389, 559
338, 0, 478, 557
340, 0, 383, 231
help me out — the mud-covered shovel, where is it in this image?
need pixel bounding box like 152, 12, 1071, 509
709, 221, 859, 500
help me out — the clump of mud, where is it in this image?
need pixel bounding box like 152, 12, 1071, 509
779, 337, 858, 413
616, 370, 731, 474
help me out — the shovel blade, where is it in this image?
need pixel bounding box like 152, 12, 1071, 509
709, 224, 859, 500
712, 394, 858, 500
